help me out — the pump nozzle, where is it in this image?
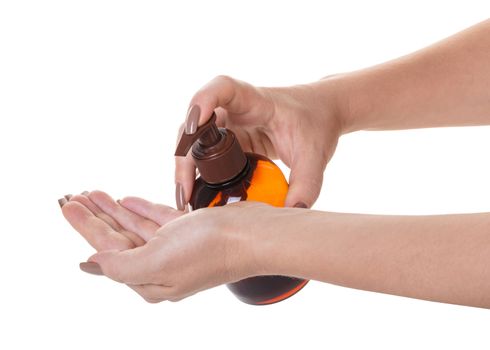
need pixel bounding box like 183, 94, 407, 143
175, 113, 221, 156
174, 112, 248, 185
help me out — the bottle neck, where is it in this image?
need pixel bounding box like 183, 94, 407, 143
203, 158, 251, 189
192, 128, 248, 185
198, 124, 222, 147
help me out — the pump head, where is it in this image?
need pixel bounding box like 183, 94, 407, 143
175, 113, 248, 185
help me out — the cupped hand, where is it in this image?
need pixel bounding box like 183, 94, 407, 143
175, 75, 342, 210
61, 191, 275, 303
87, 200, 275, 303
61, 190, 182, 301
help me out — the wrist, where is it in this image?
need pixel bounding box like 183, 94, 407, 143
247, 206, 324, 278
312, 74, 362, 134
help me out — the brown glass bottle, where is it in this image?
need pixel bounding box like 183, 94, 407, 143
175, 113, 308, 305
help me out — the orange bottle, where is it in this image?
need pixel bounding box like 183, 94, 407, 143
175, 113, 308, 305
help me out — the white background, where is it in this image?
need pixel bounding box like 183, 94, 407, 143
1, 1, 489, 349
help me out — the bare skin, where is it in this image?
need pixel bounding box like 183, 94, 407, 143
61, 19, 490, 307
61, 191, 490, 308
175, 19, 490, 210
175, 76, 342, 209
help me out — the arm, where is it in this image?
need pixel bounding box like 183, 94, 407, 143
257, 208, 490, 308
316, 19, 490, 132
64, 21, 490, 307
174, 20, 489, 209
63, 192, 490, 307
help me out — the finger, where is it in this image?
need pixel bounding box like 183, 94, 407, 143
284, 146, 326, 208
62, 201, 134, 251
175, 149, 196, 212
88, 245, 156, 285
127, 285, 162, 303
175, 76, 268, 208
128, 284, 173, 303
69, 194, 121, 230
70, 194, 103, 216
175, 122, 195, 209
88, 190, 159, 242
69, 193, 145, 247
188, 75, 253, 129
119, 196, 183, 226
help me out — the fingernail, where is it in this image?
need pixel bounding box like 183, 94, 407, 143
81, 191, 89, 195
294, 202, 308, 208
185, 105, 200, 134
175, 182, 186, 211
79, 262, 104, 276
58, 197, 67, 208
64, 194, 72, 200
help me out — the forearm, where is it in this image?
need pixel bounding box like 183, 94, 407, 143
259, 208, 490, 308
317, 19, 490, 132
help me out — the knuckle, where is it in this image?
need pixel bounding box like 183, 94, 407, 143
98, 237, 134, 252
143, 297, 162, 304
87, 190, 104, 201
166, 285, 185, 300
194, 75, 235, 100
214, 74, 234, 86
103, 263, 128, 283
60, 201, 77, 216
137, 288, 165, 304
168, 297, 183, 303
104, 268, 124, 283
190, 75, 237, 111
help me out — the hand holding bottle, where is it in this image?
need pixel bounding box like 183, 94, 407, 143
175, 75, 344, 210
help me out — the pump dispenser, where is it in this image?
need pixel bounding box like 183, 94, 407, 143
175, 113, 248, 185
175, 113, 308, 305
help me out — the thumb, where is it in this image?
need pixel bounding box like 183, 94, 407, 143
284, 150, 326, 208
83, 247, 149, 285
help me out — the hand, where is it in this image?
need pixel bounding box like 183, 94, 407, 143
175, 75, 343, 210
85, 200, 277, 303
60, 190, 182, 301
61, 191, 279, 303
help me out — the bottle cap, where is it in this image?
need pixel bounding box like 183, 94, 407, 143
175, 113, 248, 185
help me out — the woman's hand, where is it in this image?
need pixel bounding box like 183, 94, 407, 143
60, 190, 183, 302
60, 190, 286, 303
175, 75, 344, 210
85, 200, 279, 303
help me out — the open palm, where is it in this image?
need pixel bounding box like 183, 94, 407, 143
60, 191, 257, 303
61, 191, 185, 302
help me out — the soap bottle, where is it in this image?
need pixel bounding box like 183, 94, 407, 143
175, 113, 308, 305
